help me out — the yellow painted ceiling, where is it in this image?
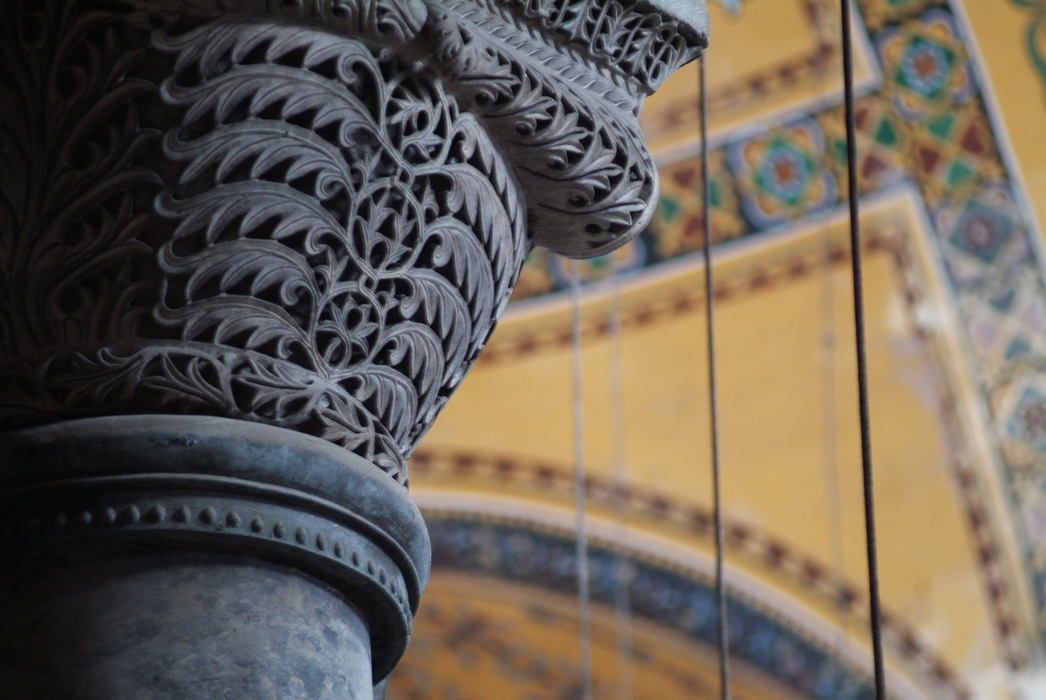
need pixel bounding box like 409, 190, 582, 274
397, 1, 1046, 698
409, 195, 999, 697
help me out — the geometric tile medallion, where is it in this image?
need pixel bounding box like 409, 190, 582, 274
947, 199, 1014, 265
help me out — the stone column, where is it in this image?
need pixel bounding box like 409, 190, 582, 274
0, 0, 706, 697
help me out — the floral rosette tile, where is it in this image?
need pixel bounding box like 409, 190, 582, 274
728, 117, 839, 228
876, 9, 976, 123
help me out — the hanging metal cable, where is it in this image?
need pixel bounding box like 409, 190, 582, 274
821, 231, 851, 657
699, 54, 731, 700
571, 260, 593, 700
605, 261, 634, 700
809, 0, 851, 657
839, 1, 887, 697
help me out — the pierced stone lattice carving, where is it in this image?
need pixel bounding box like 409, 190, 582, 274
428, 0, 662, 257
0, 0, 705, 485
502, 0, 702, 94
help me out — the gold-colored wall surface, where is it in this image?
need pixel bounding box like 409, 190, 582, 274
392, 2, 1046, 698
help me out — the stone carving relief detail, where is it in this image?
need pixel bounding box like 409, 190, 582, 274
148, 19, 527, 482
500, 0, 700, 94
0, 0, 701, 483
0, 2, 161, 356
0, 2, 528, 485
427, 0, 661, 258
125, 0, 431, 48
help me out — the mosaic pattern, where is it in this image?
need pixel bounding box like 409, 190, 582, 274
857, 0, 939, 33
729, 118, 839, 228
508, 0, 1046, 661
651, 152, 747, 260
426, 515, 878, 700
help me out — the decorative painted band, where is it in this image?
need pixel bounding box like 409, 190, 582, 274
424, 513, 912, 700
411, 445, 974, 698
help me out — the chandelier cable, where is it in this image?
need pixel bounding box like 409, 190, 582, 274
812, 0, 851, 655
606, 262, 634, 700
821, 232, 850, 645
839, 1, 887, 697
699, 53, 731, 700
571, 261, 594, 700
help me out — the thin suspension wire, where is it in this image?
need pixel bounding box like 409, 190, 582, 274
810, 0, 850, 653
699, 54, 731, 700
606, 260, 634, 700
571, 260, 593, 700
820, 232, 849, 646
839, 1, 886, 697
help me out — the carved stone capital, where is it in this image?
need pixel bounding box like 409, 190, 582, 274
0, 0, 702, 695
0, 0, 704, 486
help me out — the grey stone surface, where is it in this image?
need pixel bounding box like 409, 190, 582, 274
0, 415, 431, 597
0, 556, 374, 700
0, 416, 422, 682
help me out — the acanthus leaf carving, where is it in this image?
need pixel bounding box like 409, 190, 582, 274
422, 0, 662, 258
0, 1, 163, 356
0, 0, 699, 486
146, 15, 527, 481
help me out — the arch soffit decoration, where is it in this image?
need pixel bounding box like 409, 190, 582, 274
415, 188, 1027, 693
409, 508, 955, 700
488, 1, 1046, 669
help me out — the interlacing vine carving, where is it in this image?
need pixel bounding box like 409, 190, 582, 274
503, 0, 700, 94
125, 0, 430, 48
0, 1, 160, 359
428, 0, 661, 257
0, 0, 701, 484
0, 3, 527, 484
149, 19, 526, 480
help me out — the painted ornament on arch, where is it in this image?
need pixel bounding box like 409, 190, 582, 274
875, 9, 976, 124
728, 118, 838, 229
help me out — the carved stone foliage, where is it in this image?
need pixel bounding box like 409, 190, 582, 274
502, 0, 702, 94
150, 18, 528, 482
0, 1, 527, 484
0, 0, 703, 485
427, 0, 660, 258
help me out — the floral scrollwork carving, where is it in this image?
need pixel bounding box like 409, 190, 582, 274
127, 0, 431, 48
501, 0, 704, 94
0, 3, 527, 485
0, 0, 701, 485
149, 18, 528, 481
423, 0, 678, 258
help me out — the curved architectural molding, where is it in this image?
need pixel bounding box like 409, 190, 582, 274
419, 508, 941, 700
409, 449, 974, 700
0, 415, 431, 695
